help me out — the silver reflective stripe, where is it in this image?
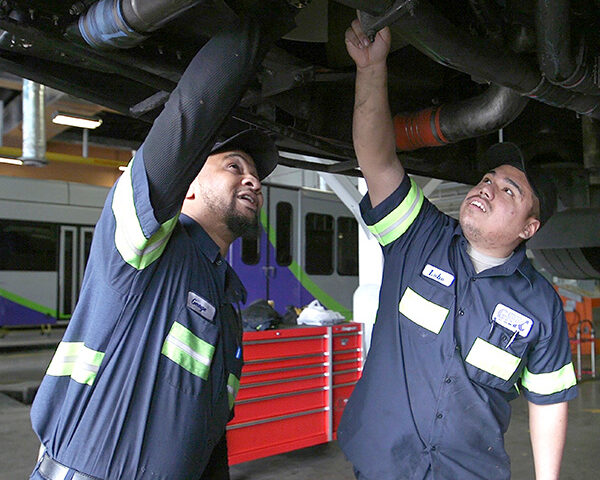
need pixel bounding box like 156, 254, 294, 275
161, 322, 215, 380
521, 363, 577, 395
46, 342, 105, 386
399, 287, 448, 334
112, 161, 178, 270
465, 338, 520, 381
165, 334, 211, 367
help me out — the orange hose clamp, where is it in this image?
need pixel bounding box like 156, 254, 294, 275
394, 106, 448, 151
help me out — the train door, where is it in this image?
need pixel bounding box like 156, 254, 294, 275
266, 185, 301, 313
299, 190, 358, 319
227, 187, 270, 308
79, 227, 94, 290
58, 225, 94, 320
228, 185, 358, 320
228, 185, 302, 314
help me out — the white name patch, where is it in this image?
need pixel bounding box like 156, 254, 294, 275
422, 264, 455, 287
187, 291, 216, 322
492, 303, 533, 337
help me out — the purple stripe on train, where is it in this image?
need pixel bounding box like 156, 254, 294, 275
0, 296, 57, 326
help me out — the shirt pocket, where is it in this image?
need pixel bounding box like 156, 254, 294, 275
464, 322, 529, 392
159, 303, 220, 396
399, 276, 455, 344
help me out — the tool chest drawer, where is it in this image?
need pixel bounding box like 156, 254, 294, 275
227, 324, 363, 464
243, 326, 329, 361
332, 323, 362, 350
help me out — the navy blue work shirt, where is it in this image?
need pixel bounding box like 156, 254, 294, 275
337, 175, 577, 480
29, 19, 267, 480
30, 150, 245, 479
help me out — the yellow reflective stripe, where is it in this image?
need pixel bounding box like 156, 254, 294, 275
112, 163, 179, 270
71, 346, 105, 386
465, 338, 520, 381
521, 363, 577, 395
367, 178, 424, 246
46, 342, 105, 386
47, 342, 83, 376
227, 373, 241, 409
161, 322, 215, 380
399, 287, 448, 334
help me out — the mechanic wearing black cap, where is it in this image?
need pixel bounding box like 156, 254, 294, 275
29, 18, 278, 480
338, 20, 577, 480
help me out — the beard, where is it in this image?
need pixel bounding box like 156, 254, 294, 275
198, 183, 260, 238
225, 207, 260, 239
459, 200, 485, 240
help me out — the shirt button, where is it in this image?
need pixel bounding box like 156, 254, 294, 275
436, 413, 443, 419
445, 377, 452, 384
431, 446, 437, 451
216, 259, 223, 265
458, 308, 464, 316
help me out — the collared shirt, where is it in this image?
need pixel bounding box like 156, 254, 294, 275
337, 175, 577, 480
31, 150, 245, 479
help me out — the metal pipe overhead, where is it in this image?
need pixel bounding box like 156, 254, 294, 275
77, 0, 206, 49
21, 79, 47, 166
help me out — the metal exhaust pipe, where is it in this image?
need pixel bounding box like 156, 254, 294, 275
393, 84, 528, 150
360, 0, 600, 119
76, 0, 206, 49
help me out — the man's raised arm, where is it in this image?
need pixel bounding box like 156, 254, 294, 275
345, 19, 404, 207
140, 18, 268, 224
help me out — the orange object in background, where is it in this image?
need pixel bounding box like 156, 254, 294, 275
558, 292, 599, 356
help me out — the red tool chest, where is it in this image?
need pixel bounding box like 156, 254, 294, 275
227, 323, 363, 465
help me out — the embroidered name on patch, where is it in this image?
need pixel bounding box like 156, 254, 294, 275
422, 264, 455, 287
492, 303, 533, 337
187, 291, 216, 322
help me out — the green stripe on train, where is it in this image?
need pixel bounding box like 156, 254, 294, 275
260, 210, 352, 320
0, 287, 57, 317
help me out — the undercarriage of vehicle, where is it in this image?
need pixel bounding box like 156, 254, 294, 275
0, 0, 598, 278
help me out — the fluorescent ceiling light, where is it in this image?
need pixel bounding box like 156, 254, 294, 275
0, 156, 23, 166
52, 111, 103, 129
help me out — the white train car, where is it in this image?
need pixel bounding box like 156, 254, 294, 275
0, 175, 108, 326
0, 176, 358, 327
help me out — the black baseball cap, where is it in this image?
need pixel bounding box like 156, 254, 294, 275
482, 142, 557, 226
210, 129, 279, 180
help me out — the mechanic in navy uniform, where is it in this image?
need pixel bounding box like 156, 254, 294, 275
338, 19, 578, 480
29, 17, 279, 480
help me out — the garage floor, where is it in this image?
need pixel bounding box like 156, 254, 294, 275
1, 381, 598, 480
1, 331, 598, 480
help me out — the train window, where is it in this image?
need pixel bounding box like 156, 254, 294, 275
337, 217, 359, 276
276, 202, 292, 266
0, 221, 58, 271
61, 228, 75, 316
241, 232, 260, 265
305, 213, 333, 275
